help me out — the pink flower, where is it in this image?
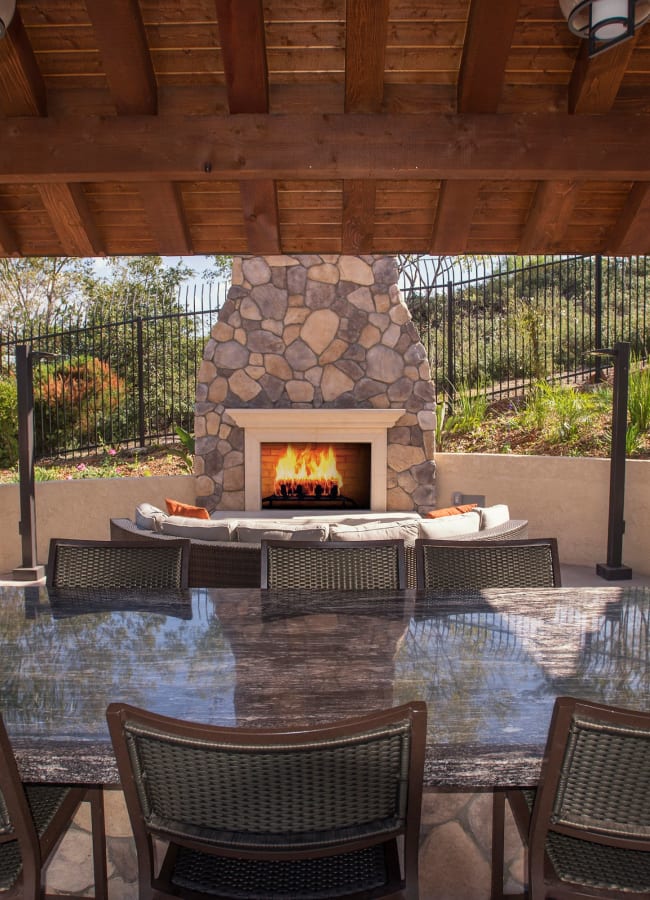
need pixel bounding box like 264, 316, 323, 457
76, 463, 87, 471
66, 474, 73, 480
108, 448, 117, 456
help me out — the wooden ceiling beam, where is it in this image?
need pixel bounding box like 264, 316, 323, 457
606, 183, 650, 255
342, 0, 389, 258
431, 0, 520, 253
85, 0, 157, 115
519, 181, 579, 253
138, 182, 193, 255
0, 9, 46, 116
215, 0, 280, 256
38, 184, 104, 257
1, 113, 650, 182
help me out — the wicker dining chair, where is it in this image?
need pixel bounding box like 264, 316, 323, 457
0, 714, 107, 900
260, 538, 407, 590
107, 700, 427, 900
46, 538, 190, 590
492, 696, 650, 899
414, 537, 561, 590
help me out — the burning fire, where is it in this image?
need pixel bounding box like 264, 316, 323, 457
273, 444, 343, 499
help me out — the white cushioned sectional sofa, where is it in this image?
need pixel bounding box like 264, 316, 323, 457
110, 504, 528, 588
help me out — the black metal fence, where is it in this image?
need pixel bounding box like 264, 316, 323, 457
0, 280, 227, 460
401, 255, 650, 405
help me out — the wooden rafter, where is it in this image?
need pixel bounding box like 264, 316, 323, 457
519, 181, 579, 253
342, 180, 376, 254
215, 0, 279, 255
86, 0, 194, 256
239, 181, 281, 254
345, 0, 389, 114
430, 0, 520, 252
138, 183, 193, 256
38, 184, 104, 257
607, 183, 650, 255
0, 9, 46, 116
0, 214, 19, 256
342, 0, 389, 254
457, 0, 521, 114
568, 37, 638, 114
430, 181, 482, 254
523, 36, 640, 252
85, 0, 157, 115
1, 114, 650, 182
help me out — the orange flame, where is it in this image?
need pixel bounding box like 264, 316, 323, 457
273, 444, 343, 497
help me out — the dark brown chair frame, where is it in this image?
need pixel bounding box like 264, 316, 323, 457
107, 700, 427, 900
0, 714, 107, 900
414, 537, 561, 590
46, 538, 191, 590
492, 696, 650, 899
260, 538, 407, 590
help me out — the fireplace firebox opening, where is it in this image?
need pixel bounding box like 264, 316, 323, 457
261, 442, 371, 509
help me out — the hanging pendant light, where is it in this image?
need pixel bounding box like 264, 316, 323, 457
0, 0, 16, 39
559, 0, 650, 55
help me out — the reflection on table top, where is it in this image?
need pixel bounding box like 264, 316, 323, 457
0, 584, 648, 789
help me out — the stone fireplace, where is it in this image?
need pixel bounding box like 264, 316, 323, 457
194, 255, 437, 513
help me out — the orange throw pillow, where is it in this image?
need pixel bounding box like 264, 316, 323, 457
165, 498, 210, 519
425, 503, 477, 519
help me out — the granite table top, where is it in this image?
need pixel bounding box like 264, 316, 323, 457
1, 583, 648, 789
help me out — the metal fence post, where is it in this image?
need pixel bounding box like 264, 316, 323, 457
13, 344, 45, 580
446, 279, 455, 405
594, 254, 603, 382
596, 340, 632, 580
136, 316, 146, 448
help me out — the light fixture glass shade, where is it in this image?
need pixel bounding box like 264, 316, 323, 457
559, 0, 650, 53
0, 0, 16, 39
593, 0, 632, 38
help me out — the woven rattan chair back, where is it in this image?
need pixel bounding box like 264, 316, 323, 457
493, 697, 650, 899
415, 537, 561, 590
46, 538, 190, 590
107, 700, 426, 900
0, 713, 107, 899
260, 538, 407, 590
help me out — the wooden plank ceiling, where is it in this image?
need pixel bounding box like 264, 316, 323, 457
0, 0, 649, 258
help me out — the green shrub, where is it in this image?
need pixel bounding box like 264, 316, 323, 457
446, 383, 489, 434
0, 376, 19, 467
628, 364, 650, 433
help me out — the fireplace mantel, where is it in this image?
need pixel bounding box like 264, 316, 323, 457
227, 409, 406, 511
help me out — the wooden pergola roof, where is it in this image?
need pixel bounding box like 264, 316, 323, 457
1, 0, 650, 259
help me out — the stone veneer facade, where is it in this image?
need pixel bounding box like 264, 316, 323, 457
194, 254, 437, 513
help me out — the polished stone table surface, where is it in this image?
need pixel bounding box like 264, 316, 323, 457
1, 583, 648, 789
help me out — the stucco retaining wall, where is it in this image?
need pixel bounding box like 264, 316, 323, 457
0, 475, 195, 574
436, 453, 649, 575
1, 455, 647, 575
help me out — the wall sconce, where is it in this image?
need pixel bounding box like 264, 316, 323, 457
559, 0, 650, 55
0, 0, 15, 39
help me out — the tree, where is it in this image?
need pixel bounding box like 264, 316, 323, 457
82, 256, 195, 321
0, 257, 95, 330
